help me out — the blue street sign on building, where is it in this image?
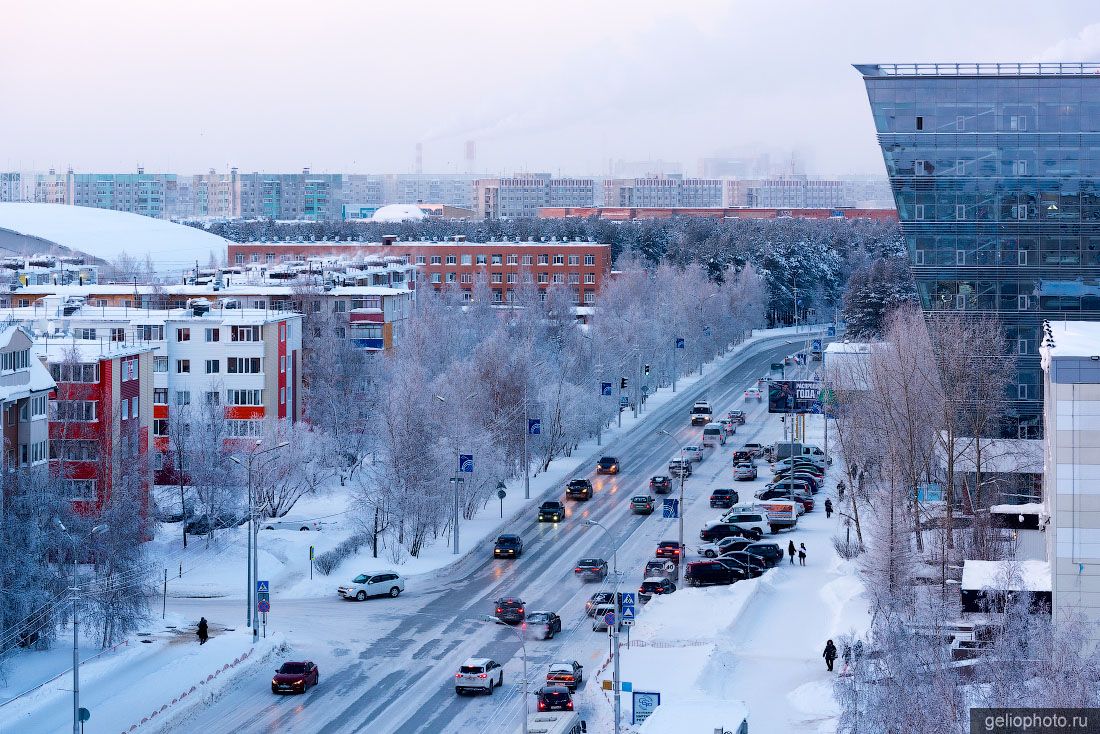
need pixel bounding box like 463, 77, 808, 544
528, 419, 541, 435
458, 455, 474, 473
675, 337, 685, 349
662, 499, 679, 519
601, 382, 612, 396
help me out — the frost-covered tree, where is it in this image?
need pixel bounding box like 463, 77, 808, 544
842, 257, 918, 338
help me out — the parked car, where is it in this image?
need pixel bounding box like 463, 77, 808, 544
630, 495, 655, 514
638, 576, 676, 602
596, 456, 620, 474
494, 597, 526, 624
685, 560, 746, 587
566, 478, 593, 500
761, 483, 815, 510
455, 658, 503, 695
655, 540, 684, 560
668, 458, 693, 478
708, 488, 738, 508
574, 558, 609, 582
644, 557, 677, 580
774, 471, 820, 492
537, 685, 575, 712
697, 535, 753, 558
262, 519, 323, 531
337, 571, 405, 601
744, 387, 762, 401
727, 409, 746, 425
719, 507, 771, 537
733, 463, 758, 481
526, 611, 563, 640
271, 661, 319, 694
493, 534, 523, 559
742, 542, 786, 567
772, 456, 827, 472
699, 522, 762, 542
719, 552, 768, 578
546, 661, 584, 692
773, 459, 825, 476
538, 501, 566, 522
650, 475, 672, 494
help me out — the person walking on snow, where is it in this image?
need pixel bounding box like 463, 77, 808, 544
197, 617, 209, 645
825, 498, 834, 518
788, 540, 797, 564
837, 480, 846, 501
823, 640, 838, 671
798, 543, 807, 566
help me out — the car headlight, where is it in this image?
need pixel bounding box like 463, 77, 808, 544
272, 678, 279, 685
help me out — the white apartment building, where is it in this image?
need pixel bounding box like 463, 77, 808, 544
475, 176, 595, 219
0, 323, 54, 470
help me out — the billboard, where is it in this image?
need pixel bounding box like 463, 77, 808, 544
768, 380, 822, 414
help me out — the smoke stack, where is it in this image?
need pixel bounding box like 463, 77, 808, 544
465, 140, 476, 174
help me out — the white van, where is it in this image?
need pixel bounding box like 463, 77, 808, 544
702, 422, 726, 447
523, 711, 588, 734
719, 507, 770, 536
757, 499, 799, 533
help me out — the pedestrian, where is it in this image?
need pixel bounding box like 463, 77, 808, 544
197, 617, 209, 645
823, 639, 838, 672
798, 543, 807, 566
853, 639, 864, 665
842, 643, 852, 674
837, 480, 846, 501
825, 498, 834, 518
788, 540, 796, 564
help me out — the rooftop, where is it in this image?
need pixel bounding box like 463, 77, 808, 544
1039, 320, 1100, 361
14, 283, 409, 298
5, 300, 298, 327
855, 62, 1100, 78
961, 559, 1051, 593
32, 338, 156, 364
233, 240, 605, 249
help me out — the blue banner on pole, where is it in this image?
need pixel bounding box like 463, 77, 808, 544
528, 419, 541, 435
662, 499, 679, 519
601, 382, 612, 396
675, 338, 685, 349
458, 454, 474, 473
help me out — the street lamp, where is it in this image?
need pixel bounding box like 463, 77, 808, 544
229, 439, 289, 643
55, 519, 107, 734
658, 430, 686, 583
583, 519, 622, 734
480, 615, 530, 734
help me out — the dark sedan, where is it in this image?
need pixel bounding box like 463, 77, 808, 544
596, 456, 620, 474
650, 475, 672, 494
742, 542, 785, 567
699, 523, 761, 542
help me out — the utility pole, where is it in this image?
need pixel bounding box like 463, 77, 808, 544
523, 381, 530, 499
56, 521, 106, 734
585, 520, 621, 734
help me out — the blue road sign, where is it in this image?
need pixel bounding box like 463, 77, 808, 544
662, 499, 679, 519
827, 325, 836, 336
620, 592, 636, 624
601, 382, 612, 396
603, 611, 616, 627
256, 580, 269, 594
675, 337, 685, 349
458, 454, 474, 473
528, 418, 541, 435
620, 395, 629, 407
641, 385, 649, 394
258, 599, 270, 613
812, 339, 822, 352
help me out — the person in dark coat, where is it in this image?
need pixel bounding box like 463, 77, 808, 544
837, 481, 846, 501
825, 498, 834, 518
197, 617, 209, 645
823, 640, 838, 671
788, 540, 797, 564
798, 543, 807, 566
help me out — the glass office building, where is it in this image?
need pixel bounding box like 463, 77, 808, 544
855, 62, 1100, 437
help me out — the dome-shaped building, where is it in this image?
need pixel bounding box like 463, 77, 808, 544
371, 204, 427, 223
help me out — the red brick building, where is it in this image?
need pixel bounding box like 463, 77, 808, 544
227, 236, 613, 305
537, 207, 898, 222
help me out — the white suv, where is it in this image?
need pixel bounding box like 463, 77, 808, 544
455, 657, 504, 695
719, 506, 771, 536
337, 571, 405, 601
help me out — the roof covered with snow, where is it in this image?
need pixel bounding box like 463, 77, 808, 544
0, 203, 228, 269
637, 699, 749, 733
961, 559, 1051, 592
1040, 320, 1100, 367
370, 204, 427, 223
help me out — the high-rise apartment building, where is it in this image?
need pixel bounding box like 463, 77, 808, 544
71, 172, 179, 219
723, 177, 845, 208
857, 61, 1100, 437
475, 175, 595, 219
603, 176, 723, 208
238, 170, 343, 221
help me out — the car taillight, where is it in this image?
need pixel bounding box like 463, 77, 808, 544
575, 567, 581, 572
567, 701, 574, 710
455, 673, 462, 678
518, 607, 524, 614
538, 702, 547, 711
478, 673, 487, 678
496, 607, 502, 613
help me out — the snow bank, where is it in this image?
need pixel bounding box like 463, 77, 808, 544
960, 559, 1052, 592
990, 502, 1043, 516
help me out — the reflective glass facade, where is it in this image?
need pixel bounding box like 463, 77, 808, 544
857, 63, 1100, 437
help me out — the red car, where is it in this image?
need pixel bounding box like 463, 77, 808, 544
272, 661, 319, 694
655, 541, 683, 559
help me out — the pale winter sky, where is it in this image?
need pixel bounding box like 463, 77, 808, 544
2, 0, 1099, 177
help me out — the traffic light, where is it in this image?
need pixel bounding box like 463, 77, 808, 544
644, 364, 651, 376
620, 377, 628, 390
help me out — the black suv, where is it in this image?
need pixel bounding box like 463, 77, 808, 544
650, 475, 672, 494
709, 488, 739, 508
526, 611, 563, 640
727, 410, 746, 425
537, 685, 574, 712
596, 456, 620, 474
719, 552, 768, 578
699, 523, 761, 542
743, 542, 785, 567
638, 577, 676, 602
538, 501, 565, 522
494, 596, 526, 624
574, 558, 609, 582
566, 479, 593, 500
685, 560, 745, 587
493, 534, 523, 558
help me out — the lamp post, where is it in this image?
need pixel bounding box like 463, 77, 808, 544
55, 519, 107, 734
230, 439, 289, 643
481, 615, 529, 734
658, 430, 686, 583
583, 519, 621, 734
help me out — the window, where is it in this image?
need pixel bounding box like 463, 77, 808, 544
335, 326, 346, 339
235, 253, 244, 265
507, 272, 517, 284
446, 272, 457, 283
914, 160, 927, 176
311, 326, 321, 338
121, 398, 129, 418
459, 273, 472, 284
123, 358, 137, 381
227, 419, 263, 437
583, 291, 595, 304
538, 254, 549, 265
153, 419, 168, 437
176, 328, 191, 342
63, 478, 97, 501
1018, 295, 1030, 310
956, 116, 965, 131
568, 255, 579, 265
111, 328, 125, 342
52, 439, 98, 461
205, 327, 221, 342
584, 254, 595, 266
415, 256, 426, 265
1010, 115, 1027, 131
476, 254, 487, 265
154, 388, 168, 404
430, 255, 442, 265
136, 324, 163, 340
956, 250, 966, 265
278, 355, 285, 373
311, 300, 321, 313
31, 395, 46, 418
154, 356, 168, 373
584, 273, 596, 284
176, 359, 191, 374
279, 323, 286, 340
76, 328, 96, 340
1012, 160, 1028, 176
506, 254, 518, 265
333, 300, 346, 313
914, 204, 925, 220
280, 387, 286, 405
205, 359, 220, 374
50, 363, 99, 383
227, 389, 263, 406
1018, 249, 1028, 265
552, 273, 564, 284
175, 391, 191, 406
553, 254, 565, 265
227, 357, 262, 374
430, 273, 442, 284
1018, 384, 1029, 400
19, 401, 27, 422
231, 325, 260, 342
491, 272, 503, 284
914, 249, 925, 265
538, 272, 549, 284
1018, 339, 1028, 355
0, 349, 28, 373
204, 391, 220, 407
915, 115, 923, 130
54, 400, 97, 422
1017, 204, 1028, 220
460, 254, 472, 265
522, 255, 533, 265
568, 273, 580, 284
446, 255, 457, 265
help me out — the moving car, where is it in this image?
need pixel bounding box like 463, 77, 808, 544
702, 422, 726, 447
596, 456, 620, 474
455, 658, 504, 695
649, 475, 672, 494
743, 542, 786, 567
630, 495, 655, 514
733, 463, 758, 481
537, 686, 575, 712
743, 442, 764, 457
526, 611, 563, 640
546, 661, 584, 692
690, 400, 713, 426
591, 603, 621, 631
585, 592, 618, 617
719, 418, 737, 436
494, 534, 524, 559
668, 458, 693, 478
710, 488, 739, 508
538, 501, 566, 522
744, 387, 762, 401
494, 597, 526, 624
337, 571, 405, 600
521, 712, 589, 734
638, 576, 676, 602
732, 450, 754, 464
644, 557, 677, 580
682, 444, 705, 463
696, 535, 753, 558
566, 479, 593, 501
699, 522, 762, 542
262, 519, 323, 531
655, 540, 684, 559
727, 409, 746, 425
271, 661, 319, 694
574, 558, 609, 582
685, 560, 746, 587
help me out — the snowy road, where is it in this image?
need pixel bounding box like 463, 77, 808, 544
156, 338, 810, 734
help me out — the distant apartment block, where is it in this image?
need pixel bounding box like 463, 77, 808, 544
475, 175, 595, 219
723, 177, 846, 208
538, 206, 898, 222
603, 177, 722, 208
